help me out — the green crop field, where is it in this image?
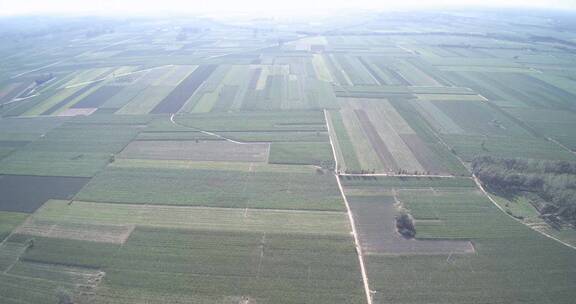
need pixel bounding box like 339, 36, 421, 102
356, 177, 576, 304
76, 163, 344, 211
1, 8, 576, 304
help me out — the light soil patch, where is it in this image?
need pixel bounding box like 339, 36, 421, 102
119, 140, 270, 162
57, 108, 98, 117
15, 218, 134, 244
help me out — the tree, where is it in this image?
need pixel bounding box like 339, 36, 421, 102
396, 213, 416, 238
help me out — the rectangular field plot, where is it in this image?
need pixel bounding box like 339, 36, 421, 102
11, 228, 365, 304
170, 110, 327, 132
151, 65, 217, 113
0, 260, 103, 304
443, 71, 576, 110
325, 109, 361, 172
19, 122, 139, 153
357, 176, 576, 304
57, 107, 98, 117
334, 85, 476, 99
119, 140, 270, 162
27, 199, 351, 236
0, 175, 89, 212
218, 131, 330, 143
71, 85, 123, 108
76, 162, 344, 211
341, 176, 476, 193
334, 99, 465, 175
443, 134, 576, 161
415, 99, 532, 137
268, 142, 333, 166
14, 218, 134, 244
504, 107, 576, 150
0, 119, 139, 177
346, 194, 473, 255
0, 151, 114, 177
0, 116, 65, 142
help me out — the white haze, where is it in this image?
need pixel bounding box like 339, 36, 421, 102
1, 0, 576, 17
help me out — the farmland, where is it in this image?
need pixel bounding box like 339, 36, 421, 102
1, 9, 576, 304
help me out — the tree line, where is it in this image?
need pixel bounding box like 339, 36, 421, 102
472, 156, 576, 224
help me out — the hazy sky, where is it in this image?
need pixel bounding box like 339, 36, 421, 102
1, 0, 575, 17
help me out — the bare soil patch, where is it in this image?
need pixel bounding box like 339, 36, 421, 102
347, 195, 474, 255
57, 108, 98, 117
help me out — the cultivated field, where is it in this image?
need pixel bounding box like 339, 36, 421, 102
1, 10, 576, 304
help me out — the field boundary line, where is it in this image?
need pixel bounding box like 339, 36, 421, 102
324, 109, 373, 304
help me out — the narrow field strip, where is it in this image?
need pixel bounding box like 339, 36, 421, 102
32, 200, 351, 236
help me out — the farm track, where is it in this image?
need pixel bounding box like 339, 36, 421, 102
324, 109, 373, 304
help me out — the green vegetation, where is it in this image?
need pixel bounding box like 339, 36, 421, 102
0, 212, 27, 241
76, 165, 344, 211
2, 9, 576, 304
13, 228, 365, 304
33, 200, 351, 236
473, 156, 576, 224
359, 177, 576, 304
269, 142, 334, 167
